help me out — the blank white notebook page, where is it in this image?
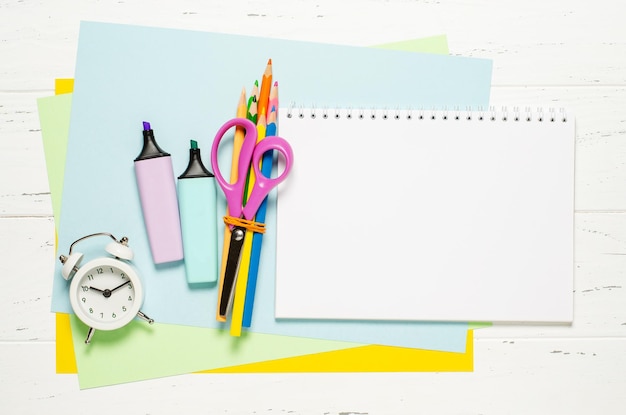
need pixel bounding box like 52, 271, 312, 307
275, 107, 575, 323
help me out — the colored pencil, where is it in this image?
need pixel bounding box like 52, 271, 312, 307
216, 87, 247, 322
239, 78, 260, 203
230, 110, 267, 336
228, 62, 272, 333
243, 95, 278, 327
257, 59, 273, 121
231, 87, 248, 180
267, 81, 279, 125
242, 64, 267, 202
247, 80, 259, 124
220, 79, 257, 324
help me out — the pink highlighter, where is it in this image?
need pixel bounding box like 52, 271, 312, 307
134, 121, 184, 264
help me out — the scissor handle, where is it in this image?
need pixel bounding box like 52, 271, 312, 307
242, 135, 294, 220
210, 117, 293, 221
210, 117, 258, 219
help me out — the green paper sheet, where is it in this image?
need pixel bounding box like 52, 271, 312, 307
69, 315, 360, 388
373, 34, 449, 54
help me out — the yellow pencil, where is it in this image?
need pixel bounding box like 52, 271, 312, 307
216, 87, 247, 323
230, 110, 267, 336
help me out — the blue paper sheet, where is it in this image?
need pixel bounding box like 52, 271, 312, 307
52, 21, 492, 352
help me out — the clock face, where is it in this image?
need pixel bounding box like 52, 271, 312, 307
69, 257, 144, 331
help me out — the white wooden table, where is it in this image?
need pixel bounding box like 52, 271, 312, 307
2, 1, 625, 413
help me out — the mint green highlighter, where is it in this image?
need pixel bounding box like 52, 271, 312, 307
177, 140, 218, 284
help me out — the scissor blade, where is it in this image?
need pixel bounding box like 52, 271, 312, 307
219, 226, 247, 318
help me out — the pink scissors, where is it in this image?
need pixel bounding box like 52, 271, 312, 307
210, 117, 293, 319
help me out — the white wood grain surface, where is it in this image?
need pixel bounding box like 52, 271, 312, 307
2, 0, 625, 413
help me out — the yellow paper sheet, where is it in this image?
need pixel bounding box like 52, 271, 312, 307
204, 329, 474, 373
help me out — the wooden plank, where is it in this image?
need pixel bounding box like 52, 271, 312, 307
1, 339, 625, 413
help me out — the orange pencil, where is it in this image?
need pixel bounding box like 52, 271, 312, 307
216, 87, 247, 322
257, 59, 273, 120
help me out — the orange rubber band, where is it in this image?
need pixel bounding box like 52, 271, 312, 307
223, 216, 266, 234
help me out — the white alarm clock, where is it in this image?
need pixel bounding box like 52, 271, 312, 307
59, 232, 154, 344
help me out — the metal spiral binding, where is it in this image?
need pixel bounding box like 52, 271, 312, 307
286, 103, 569, 122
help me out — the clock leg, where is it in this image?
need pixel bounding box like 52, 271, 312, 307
137, 310, 154, 324
85, 327, 95, 344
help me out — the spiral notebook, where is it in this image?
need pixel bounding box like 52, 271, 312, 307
275, 106, 575, 323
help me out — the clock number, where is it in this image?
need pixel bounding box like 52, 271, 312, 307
110, 267, 114, 273
128, 295, 132, 301
122, 306, 127, 312
97, 267, 103, 274
81, 297, 86, 303
81, 285, 89, 292
87, 274, 94, 281
112, 313, 116, 318
100, 313, 104, 318
121, 273, 126, 279
89, 308, 93, 313
128, 284, 133, 289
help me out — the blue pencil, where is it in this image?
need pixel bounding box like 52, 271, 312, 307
242, 103, 277, 327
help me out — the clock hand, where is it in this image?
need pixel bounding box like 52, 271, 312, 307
89, 280, 130, 299
110, 280, 131, 294
89, 285, 113, 298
